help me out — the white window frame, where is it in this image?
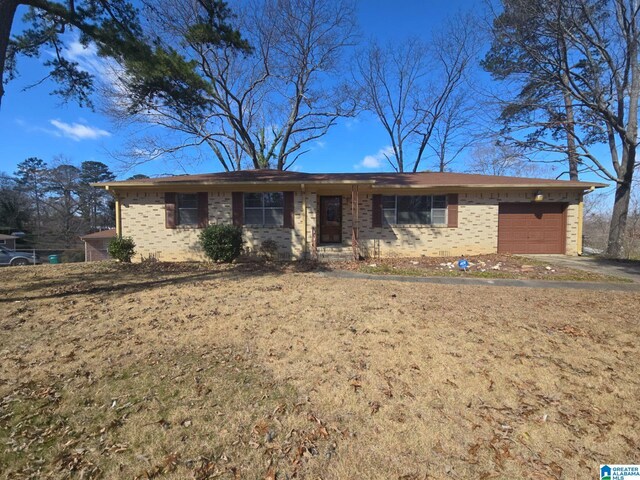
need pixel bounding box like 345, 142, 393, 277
382, 195, 448, 226
243, 192, 284, 226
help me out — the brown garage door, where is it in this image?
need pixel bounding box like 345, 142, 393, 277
498, 203, 567, 254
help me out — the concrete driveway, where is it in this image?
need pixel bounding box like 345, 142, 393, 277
523, 255, 640, 283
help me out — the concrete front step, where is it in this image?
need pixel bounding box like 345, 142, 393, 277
316, 245, 354, 261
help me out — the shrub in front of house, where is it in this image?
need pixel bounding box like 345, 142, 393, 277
199, 225, 243, 263
108, 236, 136, 263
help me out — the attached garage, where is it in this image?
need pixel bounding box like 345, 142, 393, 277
498, 203, 567, 254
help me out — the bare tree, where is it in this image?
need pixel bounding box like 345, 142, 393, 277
108, 0, 357, 171
353, 15, 479, 172
427, 92, 477, 172
43, 160, 83, 248
467, 141, 549, 177
484, 0, 640, 257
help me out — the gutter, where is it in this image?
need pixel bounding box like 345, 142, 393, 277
93, 181, 607, 191
369, 183, 607, 190
92, 180, 377, 189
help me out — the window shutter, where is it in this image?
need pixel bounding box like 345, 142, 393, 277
283, 191, 294, 229
197, 192, 209, 228
165, 192, 176, 229
447, 194, 458, 228
232, 192, 243, 226
372, 194, 382, 227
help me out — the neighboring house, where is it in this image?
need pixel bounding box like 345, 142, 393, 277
96, 170, 605, 262
0, 234, 18, 250
80, 229, 116, 262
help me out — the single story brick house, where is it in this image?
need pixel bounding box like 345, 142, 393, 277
80, 229, 116, 262
96, 170, 604, 261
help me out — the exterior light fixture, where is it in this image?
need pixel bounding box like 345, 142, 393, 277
534, 191, 544, 202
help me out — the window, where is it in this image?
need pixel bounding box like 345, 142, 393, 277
244, 192, 284, 226
382, 195, 447, 225
0, 240, 5, 245
177, 193, 198, 226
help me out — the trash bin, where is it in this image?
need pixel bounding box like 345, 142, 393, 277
48, 254, 60, 264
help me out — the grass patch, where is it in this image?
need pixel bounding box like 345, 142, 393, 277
358, 263, 631, 282
2, 263, 639, 479
1, 346, 333, 479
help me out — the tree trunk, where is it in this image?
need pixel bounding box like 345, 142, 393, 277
608, 17, 640, 258
607, 180, 631, 257
606, 149, 635, 257
562, 88, 579, 180
34, 187, 41, 240
559, 34, 579, 181
0, 0, 19, 107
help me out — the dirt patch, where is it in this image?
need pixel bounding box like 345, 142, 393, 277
330, 254, 630, 282
1, 262, 639, 479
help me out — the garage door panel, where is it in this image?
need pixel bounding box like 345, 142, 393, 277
498, 203, 566, 254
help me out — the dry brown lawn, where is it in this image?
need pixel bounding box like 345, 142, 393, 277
1, 262, 639, 479
335, 254, 630, 282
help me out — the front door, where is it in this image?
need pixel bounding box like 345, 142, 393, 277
319, 196, 342, 244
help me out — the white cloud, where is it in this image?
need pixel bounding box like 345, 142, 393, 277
50, 119, 111, 141
61, 38, 127, 96
362, 154, 382, 168
344, 118, 360, 130
355, 146, 394, 170
64, 40, 107, 78
66, 40, 98, 61
15, 118, 60, 138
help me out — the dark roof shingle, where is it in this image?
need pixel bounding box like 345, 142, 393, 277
80, 229, 117, 240
97, 169, 605, 189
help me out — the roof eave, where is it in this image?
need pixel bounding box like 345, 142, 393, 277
93, 180, 608, 190
370, 183, 607, 190
94, 179, 377, 189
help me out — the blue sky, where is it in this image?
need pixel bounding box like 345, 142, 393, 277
0, 0, 614, 196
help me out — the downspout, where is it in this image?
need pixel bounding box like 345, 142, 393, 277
576, 197, 584, 256
577, 186, 595, 256
301, 184, 307, 258
114, 190, 122, 237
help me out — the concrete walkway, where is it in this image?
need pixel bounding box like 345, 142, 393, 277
522, 254, 640, 283
318, 270, 640, 292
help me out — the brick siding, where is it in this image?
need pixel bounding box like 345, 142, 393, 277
119, 189, 581, 261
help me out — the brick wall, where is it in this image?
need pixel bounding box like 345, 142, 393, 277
119, 188, 581, 261
351, 190, 581, 257
119, 190, 315, 261
243, 191, 317, 259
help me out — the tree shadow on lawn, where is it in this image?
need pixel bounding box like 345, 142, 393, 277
0, 260, 329, 303
0, 343, 334, 479
590, 256, 640, 277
